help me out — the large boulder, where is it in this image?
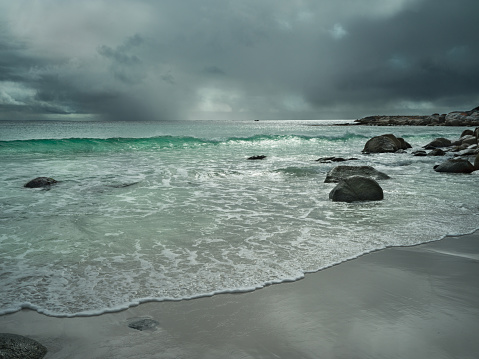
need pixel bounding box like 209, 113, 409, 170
329, 176, 384, 202
324, 165, 390, 183
474, 154, 479, 170
0, 333, 47, 359
24, 177, 58, 188
362, 134, 410, 153
433, 159, 475, 173
423, 137, 452, 149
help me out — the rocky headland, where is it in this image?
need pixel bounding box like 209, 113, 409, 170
355, 106, 479, 126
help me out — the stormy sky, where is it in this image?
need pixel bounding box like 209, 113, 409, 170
1, 0, 478, 121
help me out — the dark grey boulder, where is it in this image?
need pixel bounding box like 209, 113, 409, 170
423, 137, 452, 149
397, 137, 412, 149
474, 154, 479, 170
453, 148, 478, 157
433, 159, 475, 173
329, 176, 384, 202
0, 333, 47, 359
24, 177, 57, 188
459, 135, 477, 146
460, 129, 474, 138
427, 148, 446, 156
362, 134, 411, 153
363, 135, 397, 153
324, 165, 390, 183
128, 318, 159, 331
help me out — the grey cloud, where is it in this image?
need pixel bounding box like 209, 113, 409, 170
203, 66, 226, 76
1, 0, 478, 121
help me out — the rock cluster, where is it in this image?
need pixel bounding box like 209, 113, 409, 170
326, 125, 478, 202
356, 106, 479, 126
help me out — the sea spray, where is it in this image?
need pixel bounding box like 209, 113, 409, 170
1, 120, 477, 316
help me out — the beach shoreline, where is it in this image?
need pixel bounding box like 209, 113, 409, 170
2, 230, 479, 358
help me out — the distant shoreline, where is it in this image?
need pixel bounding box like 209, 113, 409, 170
353, 106, 479, 126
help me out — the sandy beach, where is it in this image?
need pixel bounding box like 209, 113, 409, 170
2, 231, 479, 359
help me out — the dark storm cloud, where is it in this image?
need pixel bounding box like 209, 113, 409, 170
1, 0, 478, 120
302, 0, 479, 114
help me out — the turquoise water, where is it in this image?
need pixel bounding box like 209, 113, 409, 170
1, 120, 478, 316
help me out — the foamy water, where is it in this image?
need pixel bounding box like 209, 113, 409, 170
0, 119, 478, 316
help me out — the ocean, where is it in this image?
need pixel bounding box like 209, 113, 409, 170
1, 119, 478, 317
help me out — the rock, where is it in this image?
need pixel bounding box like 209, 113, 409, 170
128, 318, 159, 331
460, 129, 474, 138
355, 106, 479, 126
475, 127, 479, 141
315, 157, 359, 163
427, 148, 446, 156
397, 137, 412, 149
459, 135, 477, 146
451, 144, 469, 152
0, 333, 47, 359
363, 135, 398, 153
433, 159, 475, 173
24, 177, 58, 188
412, 150, 427, 156
423, 137, 452, 149
247, 155, 266, 160
362, 134, 411, 153
362, 135, 393, 153
453, 148, 478, 157
474, 154, 479, 170
324, 165, 390, 183
329, 176, 384, 202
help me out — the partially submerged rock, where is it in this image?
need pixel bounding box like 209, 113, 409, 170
324, 165, 390, 183
412, 150, 427, 156
247, 155, 266, 160
316, 157, 359, 163
329, 176, 384, 202
423, 138, 452, 149
128, 318, 160, 331
0, 333, 47, 359
460, 129, 474, 138
427, 148, 446, 156
24, 177, 58, 188
433, 159, 475, 173
458, 135, 478, 146
362, 134, 411, 153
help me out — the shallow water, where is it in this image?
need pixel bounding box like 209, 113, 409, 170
0, 119, 478, 316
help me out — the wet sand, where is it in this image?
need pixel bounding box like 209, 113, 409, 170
1, 231, 479, 358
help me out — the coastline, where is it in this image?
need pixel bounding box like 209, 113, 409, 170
2, 230, 479, 358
